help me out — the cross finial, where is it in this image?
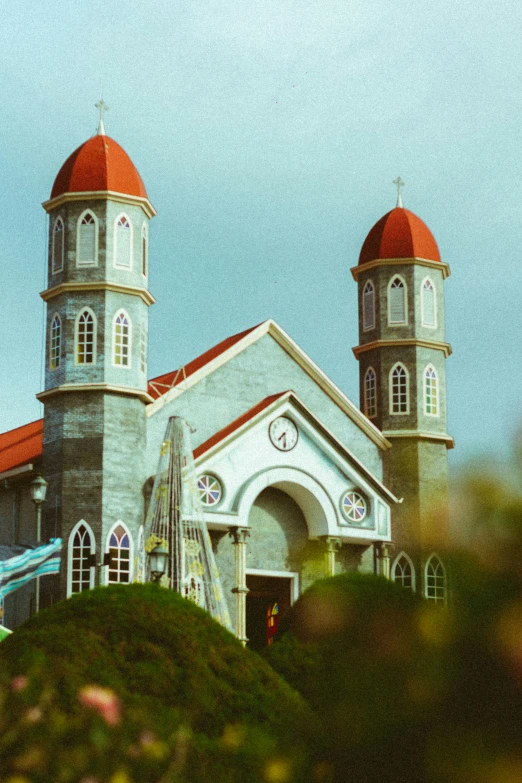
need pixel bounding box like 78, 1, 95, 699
95, 86, 109, 135
393, 176, 405, 207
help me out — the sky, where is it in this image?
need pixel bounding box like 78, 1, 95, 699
0, 0, 521, 468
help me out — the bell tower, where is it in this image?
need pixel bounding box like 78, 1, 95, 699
351, 189, 452, 594
38, 112, 156, 600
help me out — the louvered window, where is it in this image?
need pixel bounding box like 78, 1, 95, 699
52, 218, 64, 273
363, 280, 375, 330
390, 364, 408, 414
388, 277, 406, 324
422, 279, 436, 326
78, 212, 97, 266
364, 367, 377, 418
425, 555, 446, 603
70, 524, 94, 594
107, 524, 131, 584
50, 314, 61, 370
115, 216, 132, 268
76, 310, 95, 364
113, 311, 131, 367
425, 366, 438, 415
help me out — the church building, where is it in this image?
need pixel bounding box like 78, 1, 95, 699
0, 120, 453, 646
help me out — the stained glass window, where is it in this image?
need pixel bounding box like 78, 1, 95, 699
115, 215, 132, 269
389, 277, 406, 324
364, 367, 377, 418
425, 555, 446, 603
78, 212, 97, 266
113, 311, 131, 367
425, 366, 438, 416
76, 309, 95, 364
107, 524, 131, 584
341, 491, 367, 524
422, 279, 436, 327
393, 554, 414, 591
50, 314, 61, 370
391, 364, 408, 414
52, 217, 64, 273
70, 523, 94, 594
197, 475, 222, 506
267, 602, 279, 646
363, 280, 375, 331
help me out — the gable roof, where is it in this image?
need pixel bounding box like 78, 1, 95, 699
148, 319, 390, 450
0, 419, 43, 476
194, 390, 398, 504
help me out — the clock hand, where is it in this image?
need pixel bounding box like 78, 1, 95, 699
278, 432, 287, 448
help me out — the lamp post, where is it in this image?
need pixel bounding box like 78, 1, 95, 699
30, 475, 48, 614
149, 544, 168, 584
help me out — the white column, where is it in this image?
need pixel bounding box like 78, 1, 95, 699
229, 527, 250, 645
322, 536, 342, 577
375, 542, 394, 579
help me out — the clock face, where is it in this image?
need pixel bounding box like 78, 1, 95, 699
269, 416, 298, 452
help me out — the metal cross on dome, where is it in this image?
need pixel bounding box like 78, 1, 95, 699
393, 176, 405, 208
95, 93, 109, 135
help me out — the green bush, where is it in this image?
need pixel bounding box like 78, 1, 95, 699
0, 583, 320, 783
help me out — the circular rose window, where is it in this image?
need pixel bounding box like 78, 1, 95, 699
341, 491, 367, 524
197, 474, 223, 507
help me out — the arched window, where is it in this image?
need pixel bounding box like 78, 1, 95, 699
422, 279, 436, 327
106, 523, 132, 585
364, 367, 377, 418
363, 280, 375, 331
75, 309, 96, 364
114, 215, 132, 269
140, 320, 147, 373
425, 365, 438, 416
50, 314, 61, 370
77, 211, 98, 266
141, 224, 148, 276
113, 310, 131, 367
390, 363, 409, 414
392, 552, 415, 591
388, 276, 406, 324
52, 217, 64, 273
425, 555, 446, 603
68, 521, 95, 596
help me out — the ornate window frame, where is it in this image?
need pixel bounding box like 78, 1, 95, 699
67, 519, 95, 597
362, 279, 375, 331
112, 309, 132, 368
391, 551, 415, 592
364, 366, 377, 419
389, 362, 409, 415
104, 521, 133, 585
74, 307, 97, 365
387, 275, 407, 325
421, 277, 437, 328
76, 209, 99, 267
52, 216, 65, 274
50, 313, 62, 371
114, 213, 133, 270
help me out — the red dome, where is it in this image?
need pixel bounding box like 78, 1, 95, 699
359, 207, 440, 265
50, 134, 148, 200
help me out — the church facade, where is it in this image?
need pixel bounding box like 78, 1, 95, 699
0, 125, 452, 644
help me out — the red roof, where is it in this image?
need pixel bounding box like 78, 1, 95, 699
194, 392, 288, 459
51, 135, 148, 200
359, 207, 440, 265
0, 419, 43, 474
148, 323, 264, 400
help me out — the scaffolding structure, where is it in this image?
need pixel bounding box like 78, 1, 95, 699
143, 416, 232, 632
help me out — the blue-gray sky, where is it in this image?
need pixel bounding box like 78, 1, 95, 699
1, 0, 521, 466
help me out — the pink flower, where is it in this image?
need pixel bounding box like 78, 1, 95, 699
11, 675, 29, 692
79, 685, 121, 726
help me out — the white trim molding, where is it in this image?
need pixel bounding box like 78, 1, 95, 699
41, 281, 155, 307
246, 568, 300, 603
351, 257, 451, 281
74, 307, 97, 366
389, 362, 409, 415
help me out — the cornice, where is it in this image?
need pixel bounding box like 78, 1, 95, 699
353, 338, 452, 359
382, 430, 454, 449
37, 383, 153, 405
42, 190, 156, 219
351, 257, 451, 281
40, 281, 155, 307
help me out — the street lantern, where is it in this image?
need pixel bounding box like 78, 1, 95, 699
149, 543, 168, 583
30, 474, 47, 615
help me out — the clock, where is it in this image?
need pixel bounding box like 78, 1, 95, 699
269, 416, 298, 452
